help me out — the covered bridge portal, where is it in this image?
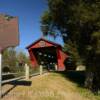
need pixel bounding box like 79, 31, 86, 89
26, 38, 68, 71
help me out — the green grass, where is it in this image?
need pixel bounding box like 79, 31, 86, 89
78, 87, 100, 100
56, 71, 100, 100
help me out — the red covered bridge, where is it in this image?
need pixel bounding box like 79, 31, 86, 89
26, 38, 68, 71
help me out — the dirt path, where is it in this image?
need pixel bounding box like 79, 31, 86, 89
1, 73, 96, 100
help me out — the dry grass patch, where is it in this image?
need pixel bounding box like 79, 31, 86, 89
1, 72, 97, 100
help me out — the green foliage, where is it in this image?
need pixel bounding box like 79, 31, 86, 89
4, 14, 15, 21
2, 48, 30, 73
2, 48, 17, 72
41, 0, 100, 92
63, 40, 82, 66
17, 51, 30, 64
41, 11, 51, 25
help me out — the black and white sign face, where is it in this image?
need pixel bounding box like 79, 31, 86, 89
0, 14, 19, 51
39, 41, 46, 47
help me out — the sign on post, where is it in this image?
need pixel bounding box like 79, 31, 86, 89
0, 14, 19, 50
0, 14, 19, 98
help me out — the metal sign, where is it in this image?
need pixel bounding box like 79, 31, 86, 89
0, 14, 19, 50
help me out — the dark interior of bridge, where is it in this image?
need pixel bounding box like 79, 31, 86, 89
32, 46, 58, 70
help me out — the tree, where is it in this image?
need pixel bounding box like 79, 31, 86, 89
17, 51, 28, 66
2, 48, 17, 72
41, 0, 100, 93
63, 40, 81, 66
2, 48, 31, 73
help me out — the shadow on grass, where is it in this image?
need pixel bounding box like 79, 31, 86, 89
2, 80, 32, 98
8, 80, 32, 86
55, 71, 85, 87
2, 74, 15, 80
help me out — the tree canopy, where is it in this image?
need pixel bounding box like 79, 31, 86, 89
41, 0, 100, 93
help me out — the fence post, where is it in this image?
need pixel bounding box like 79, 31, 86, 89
25, 63, 29, 80
40, 65, 43, 75
55, 64, 58, 71
0, 52, 2, 98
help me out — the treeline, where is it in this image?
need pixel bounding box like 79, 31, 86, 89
2, 48, 30, 73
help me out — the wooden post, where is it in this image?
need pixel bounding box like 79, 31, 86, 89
40, 65, 43, 75
0, 52, 2, 98
25, 64, 29, 80
55, 64, 58, 71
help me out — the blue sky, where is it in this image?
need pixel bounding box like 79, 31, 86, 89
0, 0, 64, 54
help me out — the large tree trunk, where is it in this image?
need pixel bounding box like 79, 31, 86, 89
85, 70, 100, 94
85, 71, 94, 90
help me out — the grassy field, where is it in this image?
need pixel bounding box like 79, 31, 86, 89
2, 71, 100, 100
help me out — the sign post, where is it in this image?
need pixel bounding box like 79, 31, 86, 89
0, 48, 3, 98
0, 52, 2, 98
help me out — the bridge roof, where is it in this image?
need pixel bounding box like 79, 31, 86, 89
26, 37, 62, 49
